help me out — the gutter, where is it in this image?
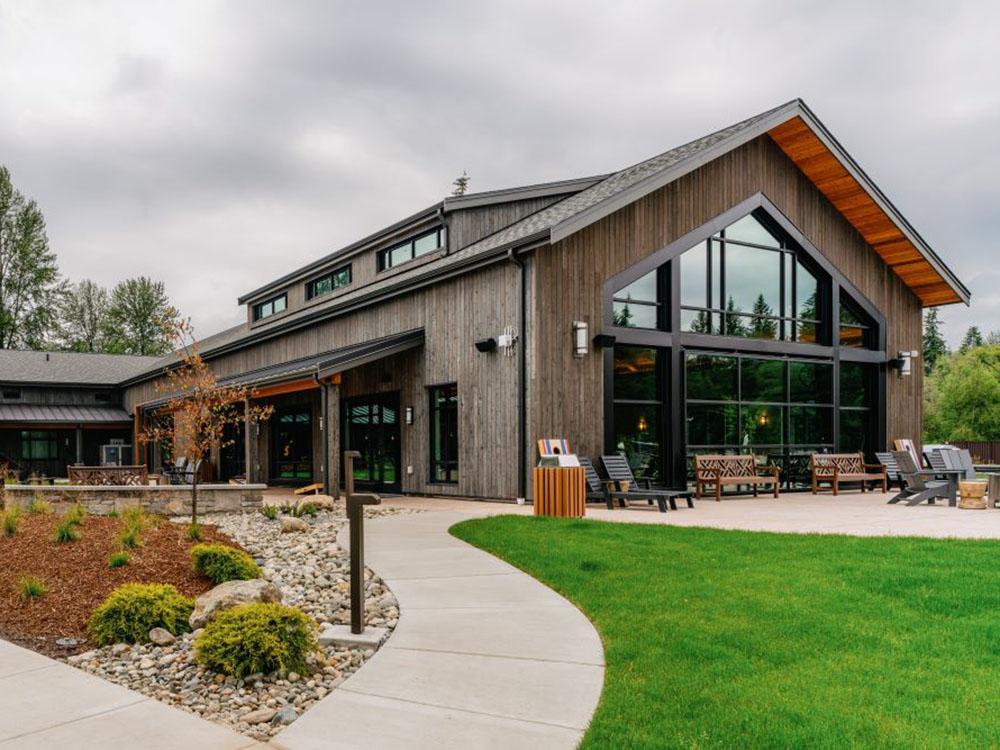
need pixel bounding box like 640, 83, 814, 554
315, 371, 331, 495
507, 248, 528, 501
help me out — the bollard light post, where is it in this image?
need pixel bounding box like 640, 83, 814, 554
342, 450, 381, 635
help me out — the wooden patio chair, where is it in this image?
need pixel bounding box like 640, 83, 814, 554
599, 454, 694, 512
578, 457, 614, 510
875, 451, 906, 500
890, 450, 954, 506
894, 438, 922, 468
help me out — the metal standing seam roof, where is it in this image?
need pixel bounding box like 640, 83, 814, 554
126, 98, 968, 383
0, 404, 133, 423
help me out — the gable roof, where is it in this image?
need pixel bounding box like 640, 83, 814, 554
125, 99, 968, 384
0, 350, 162, 386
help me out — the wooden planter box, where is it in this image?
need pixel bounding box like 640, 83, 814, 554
532, 467, 585, 518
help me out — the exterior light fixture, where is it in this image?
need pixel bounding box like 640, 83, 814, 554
757, 411, 770, 427
475, 338, 497, 353
889, 350, 919, 377
572, 321, 589, 357
405, 406, 414, 425
637, 415, 648, 432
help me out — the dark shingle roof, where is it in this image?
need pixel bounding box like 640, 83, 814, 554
0, 350, 162, 386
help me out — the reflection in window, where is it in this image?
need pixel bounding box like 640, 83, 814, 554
680, 211, 823, 342
307, 265, 352, 299
378, 227, 446, 271
839, 362, 874, 453
429, 384, 459, 483
253, 293, 287, 322
839, 299, 872, 348
612, 270, 660, 329
613, 347, 662, 481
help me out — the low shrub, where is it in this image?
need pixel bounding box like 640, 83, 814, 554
106, 509, 119, 518
88, 583, 194, 645
195, 602, 317, 678
260, 505, 278, 520
27, 496, 52, 514
190, 543, 262, 583
109, 551, 129, 568
119, 527, 141, 549
121, 505, 150, 532
186, 522, 203, 541
296, 502, 319, 518
18, 575, 47, 600
65, 503, 87, 526
54, 517, 81, 543
2, 506, 20, 537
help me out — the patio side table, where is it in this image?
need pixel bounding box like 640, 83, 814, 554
533, 466, 586, 518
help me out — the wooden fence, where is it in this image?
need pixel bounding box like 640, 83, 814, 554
953, 441, 1000, 465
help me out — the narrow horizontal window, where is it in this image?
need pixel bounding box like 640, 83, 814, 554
306, 265, 352, 300
378, 227, 446, 272
253, 293, 287, 322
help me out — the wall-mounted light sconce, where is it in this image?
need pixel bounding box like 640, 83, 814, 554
889, 350, 919, 377
405, 406, 414, 425
637, 415, 648, 433
593, 333, 616, 348
572, 321, 589, 357
474, 338, 497, 353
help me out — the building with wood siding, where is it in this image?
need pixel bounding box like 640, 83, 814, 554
0, 100, 970, 497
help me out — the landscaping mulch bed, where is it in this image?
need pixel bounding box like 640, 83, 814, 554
0, 511, 238, 656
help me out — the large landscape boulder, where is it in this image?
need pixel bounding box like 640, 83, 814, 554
189, 579, 282, 629
281, 516, 310, 533
298, 494, 336, 511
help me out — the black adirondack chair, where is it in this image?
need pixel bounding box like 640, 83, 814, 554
891, 451, 954, 506
579, 457, 615, 510
599, 454, 694, 512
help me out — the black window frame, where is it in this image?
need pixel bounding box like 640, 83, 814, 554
1, 387, 21, 401
21, 429, 59, 460
428, 383, 459, 484
252, 292, 288, 322
377, 227, 446, 272
306, 264, 352, 300
677, 210, 826, 343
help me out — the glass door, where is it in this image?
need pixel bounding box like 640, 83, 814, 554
271, 408, 313, 483
341, 392, 401, 492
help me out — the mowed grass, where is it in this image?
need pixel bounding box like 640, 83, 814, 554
451, 516, 1000, 749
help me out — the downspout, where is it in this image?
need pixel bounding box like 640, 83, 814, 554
507, 248, 527, 500
315, 371, 330, 495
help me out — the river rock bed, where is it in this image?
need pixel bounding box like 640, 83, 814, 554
67, 505, 417, 740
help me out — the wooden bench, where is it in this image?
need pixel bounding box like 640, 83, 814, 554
694, 454, 780, 501
810, 453, 886, 495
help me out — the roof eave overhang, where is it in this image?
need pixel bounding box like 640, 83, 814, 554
549, 99, 969, 308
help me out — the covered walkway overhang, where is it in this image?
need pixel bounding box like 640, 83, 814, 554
134, 328, 426, 490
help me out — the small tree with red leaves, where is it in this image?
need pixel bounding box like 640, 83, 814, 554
137, 321, 272, 528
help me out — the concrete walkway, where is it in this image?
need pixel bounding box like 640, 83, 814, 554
274, 510, 605, 750
0, 639, 258, 749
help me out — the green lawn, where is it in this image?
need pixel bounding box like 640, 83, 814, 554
450, 516, 1000, 749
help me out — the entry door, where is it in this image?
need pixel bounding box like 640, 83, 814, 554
341, 392, 401, 493
220, 420, 245, 481
271, 407, 313, 483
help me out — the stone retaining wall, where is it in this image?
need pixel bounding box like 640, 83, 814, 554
2, 484, 266, 516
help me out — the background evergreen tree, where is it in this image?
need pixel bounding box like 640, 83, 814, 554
103, 277, 179, 355
58, 279, 110, 352
0, 165, 63, 348
723, 297, 748, 337
959, 325, 984, 353
922, 308, 948, 374
923, 345, 1000, 442
451, 170, 470, 197
750, 294, 777, 339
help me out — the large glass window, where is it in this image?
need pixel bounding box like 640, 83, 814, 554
612, 347, 663, 481
429, 384, 458, 483
612, 270, 660, 329
679, 211, 824, 342
839, 296, 874, 348
378, 227, 446, 272
839, 362, 874, 452
685, 353, 835, 486
253, 293, 287, 322
21, 430, 59, 460
306, 265, 352, 299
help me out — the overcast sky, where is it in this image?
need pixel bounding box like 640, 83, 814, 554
1, 1, 997, 347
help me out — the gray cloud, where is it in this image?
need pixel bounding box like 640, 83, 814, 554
0, 0, 996, 346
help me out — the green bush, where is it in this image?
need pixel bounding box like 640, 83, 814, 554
121, 505, 149, 532
18, 575, 46, 600
195, 602, 317, 678
88, 583, 194, 645
54, 517, 81, 543
260, 505, 278, 520
109, 551, 129, 568
190, 543, 262, 583
296, 502, 319, 518
2, 506, 20, 537
186, 522, 203, 541
119, 526, 141, 548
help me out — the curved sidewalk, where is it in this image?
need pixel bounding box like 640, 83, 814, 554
275, 510, 605, 750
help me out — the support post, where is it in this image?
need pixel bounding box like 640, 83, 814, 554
74, 426, 83, 465
344, 450, 381, 634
